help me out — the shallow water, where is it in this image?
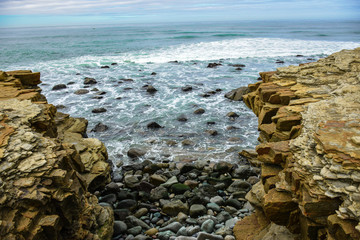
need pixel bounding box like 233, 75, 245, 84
1, 21, 359, 166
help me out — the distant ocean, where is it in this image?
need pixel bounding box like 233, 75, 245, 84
1, 20, 359, 167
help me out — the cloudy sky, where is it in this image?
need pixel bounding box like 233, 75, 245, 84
0, 0, 359, 27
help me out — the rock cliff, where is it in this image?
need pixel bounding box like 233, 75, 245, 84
234, 47, 360, 239
0, 71, 113, 239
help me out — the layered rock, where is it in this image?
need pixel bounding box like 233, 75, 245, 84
0, 70, 113, 239
234, 48, 360, 239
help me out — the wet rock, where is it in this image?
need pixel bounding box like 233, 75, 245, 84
207, 121, 216, 125
224, 87, 250, 101
113, 221, 128, 236
92, 96, 103, 99
126, 215, 151, 230
150, 174, 168, 186
158, 230, 176, 240
210, 196, 225, 206
177, 114, 188, 122
276, 60, 285, 64
194, 108, 205, 114
225, 199, 243, 209
52, 84, 67, 90
207, 203, 221, 212
224, 235, 235, 240
229, 64, 246, 68
91, 88, 99, 91
145, 228, 158, 236
91, 122, 109, 132
116, 199, 137, 211
181, 86, 193, 92
124, 175, 141, 188
216, 212, 232, 223
226, 112, 239, 118
227, 180, 252, 193
162, 200, 189, 216
99, 193, 117, 205
146, 85, 158, 93
150, 186, 169, 200
84, 77, 97, 84
134, 208, 148, 218
92, 108, 107, 113
128, 226, 142, 235
111, 62, 118, 65
151, 72, 157, 75
206, 130, 218, 136
232, 165, 257, 179
160, 222, 183, 233
213, 161, 233, 174
189, 204, 206, 218
121, 78, 134, 82
67, 81, 75, 85
171, 183, 191, 194
197, 232, 223, 240
127, 148, 147, 158
184, 180, 199, 189
96, 91, 107, 95
147, 122, 163, 129
181, 139, 194, 146
201, 219, 215, 233
207, 63, 222, 68
74, 89, 89, 95
101, 65, 110, 68
55, 105, 66, 109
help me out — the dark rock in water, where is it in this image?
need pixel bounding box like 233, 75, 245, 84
151, 72, 157, 75
116, 97, 122, 100
91, 88, 99, 91
276, 60, 285, 64
229, 64, 246, 68
75, 73, 81, 75
91, 108, 107, 113
96, 91, 107, 95
181, 85, 193, 92
124, 87, 133, 91
207, 63, 222, 68
307, 58, 315, 61
101, 65, 110, 68
226, 126, 239, 130
194, 108, 205, 115
201, 93, 211, 98
146, 85, 157, 93
216, 89, 222, 92
55, 105, 66, 110
113, 209, 130, 221
235, 67, 243, 71
168, 60, 179, 64
177, 114, 188, 122
147, 122, 162, 129
52, 84, 67, 90
113, 221, 128, 236
296, 55, 304, 57
92, 96, 103, 100
74, 89, 89, 95
207, 121, 216, 125
227, 112, 239, 118
91, 122, 109, 132
206, 130, 218, 136
111, 62, 118, 65
121, 78, 134, 82
67, 81, 75, 85
84, 77, 97, 85
127, 148, 147, 158
171, 183, 191, 194
224, 87, 250, 101
116, 199, 137, 210
99, 193, 117, 205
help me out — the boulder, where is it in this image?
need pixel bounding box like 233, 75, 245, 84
189, 204, 207, 218
92, 108, 107, 113
147, 122, 162, 129
74, 89, 89, 95
84, 77, 97, 84
194, 108, 205, 114
127, 148, 147, 158
224, 87, 250, 101
91, 122, 109, 132
52, 84, 67, 90
162, 200, 189, 216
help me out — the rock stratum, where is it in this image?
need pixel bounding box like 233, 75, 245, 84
0, 70, 113, 239
234, 48, 360, 239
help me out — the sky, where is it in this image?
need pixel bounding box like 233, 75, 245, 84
0, 0, 359, 27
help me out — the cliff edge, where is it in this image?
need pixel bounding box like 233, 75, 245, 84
234, 47, 360, 239
0, 71, 113, 239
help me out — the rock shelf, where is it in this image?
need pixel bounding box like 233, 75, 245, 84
234, 47, 360, 239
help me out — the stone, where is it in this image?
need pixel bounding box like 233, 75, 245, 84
74, 89, 89, 95
127, 148, 147, 158
224, 235, 235, 240
176, 226, 187, 236
146, 85, 158, 93
92, 108, 107, 113
150, 174, 168, 185
116, 199, 137, 211
52, 84, 67, 90
197, 232, 223, 240
189, 204, 207, 218
186, 226, 201, 236
201, 219, 215, 233
181, 139, 194, 146
207, 63, 222, 68
134, 208, 149, 218
158, 230, 176, 240
113, 221, 128, 236
126, 216, 151, 230
161, 176, 179, 188
216, 212, 232, 223
227, 180, 252, 193
162, 200, 189, 216
145, 228, 158, 236
150, 186, 169, 200
177, 114, 188, 122
127, 226, 142, 236
101, 65, 110, 68
182, 85, 193, 92
207, 203, 221, 212
206, 130, 218, 136
91, 122, 109, 132
225, 218, 238, 228
147, 122, 162, 129
225, 199, 243, 209
226, 112, 239, 118
194, 108, 205, 114
177, 212, 188, 222
171, 183, 191, 194
84, 77, 97, 84
224, 87, 250, 101
210, 196, 225, 206
160, 222, 183, 233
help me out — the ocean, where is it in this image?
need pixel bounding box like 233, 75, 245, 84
1, 20, 359, 168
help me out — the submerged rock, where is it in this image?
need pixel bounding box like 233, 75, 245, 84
91, 122, 109, 132
52, 84, 67, 90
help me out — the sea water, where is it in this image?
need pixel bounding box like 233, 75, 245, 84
1, 20, 359, 167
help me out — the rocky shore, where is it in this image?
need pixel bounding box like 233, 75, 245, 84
233, 47, 360, 239
1, 47, 359, 240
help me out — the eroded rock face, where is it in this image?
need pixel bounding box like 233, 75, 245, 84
0, 71, 113, 240
235, 48, 360, 239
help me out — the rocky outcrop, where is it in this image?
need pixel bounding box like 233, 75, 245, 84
0, 70, 113, 239
234, 48, 360, 239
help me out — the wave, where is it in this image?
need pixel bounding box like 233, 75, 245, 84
41, 37, 360, 66
212, 34, 247, 37
172, 35, 200, 39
